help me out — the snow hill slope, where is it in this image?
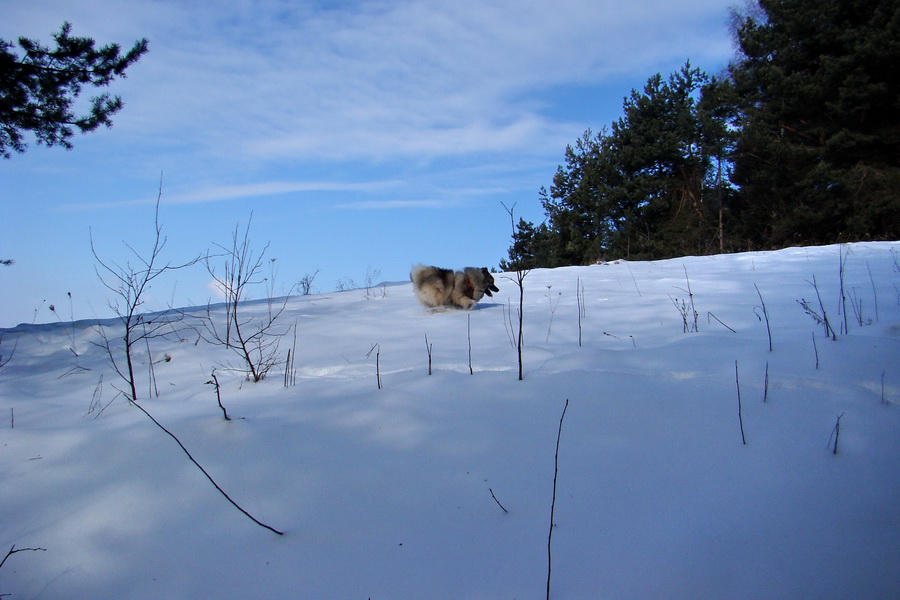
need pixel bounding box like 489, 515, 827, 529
2, 242, 899, 599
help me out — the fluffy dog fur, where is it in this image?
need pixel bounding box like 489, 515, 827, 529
411, 265, 499, 310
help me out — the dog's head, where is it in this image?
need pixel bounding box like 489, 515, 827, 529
481, 267, 499, 297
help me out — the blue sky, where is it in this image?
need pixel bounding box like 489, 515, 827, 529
1, 0, 736, 327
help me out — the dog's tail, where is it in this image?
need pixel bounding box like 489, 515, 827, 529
410, 264, 429, 287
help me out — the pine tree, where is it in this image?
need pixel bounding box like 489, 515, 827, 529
540, 128, 619, 265
728, 0, 900, 244
611, 63, 736, 257
499, 218, 555, 271
0, 22, 148, 158
527, 63, 735, 265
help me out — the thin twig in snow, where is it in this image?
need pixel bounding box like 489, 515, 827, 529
735, 361, 746, 445
754, 283, 772, 351
547, 398, 569, 600
128, 396, 283, 535
707, 311, 736, 333
829, 413, 845, 455
489, 488, 509, 514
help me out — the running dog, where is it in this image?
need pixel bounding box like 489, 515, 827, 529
410, 265, 499, 310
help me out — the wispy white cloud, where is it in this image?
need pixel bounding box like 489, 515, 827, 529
163, 180, 400, 204
55, 179, 401, 211
15, 0, 733, 166
334, 199, 452, 210
5, 0, 735, 171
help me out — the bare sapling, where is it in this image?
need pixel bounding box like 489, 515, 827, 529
848, 287, 872, 327
84, 375, 115, 418
144, 324, 161, 398
670, 266, 698, 333
91, 183, 198, 403
576, 277, 585, 347
283, 350, 292, 386
810, 332, 820, 369
625, 261, 642, 296
501, 202, 530, 381
291, 321, 299, 385
546, 398, 569, 600
335, 277, 356, 292
798, 275, 837, 340
425, 334, 433, 375
297, 269, 319, 295
839, 244, 849, 335
545, 286, 561, 342
502, 298, 517, 350
753, 283, 773, 351
376, 345, 382, 389
200, 216, 292, 382
670, 296, 697, 333
367, 343, 382, 389
31, 300, 45, 324
828, 412, 845, 455
52, 292, 90, 376
836, 243, 872, 329
89, 194, 280, 533
363, 266, 382, 299
467, 314, 473, 375
763, 361, 769, 403
206, 369, 230, 420
735, 360, 747, 445
283, 321, 298, 388
866, 261, 880, 321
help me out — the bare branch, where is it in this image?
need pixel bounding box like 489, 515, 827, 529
198, 216, 292, 382
91, 178, 199, 402
0, 545, 47, 570
501, 202, 529, 381
0, 333, 20, 370
546, 398, 569, 600
127, 395, 283, 535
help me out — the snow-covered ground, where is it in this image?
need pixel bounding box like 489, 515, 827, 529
2, 242, 899, 599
